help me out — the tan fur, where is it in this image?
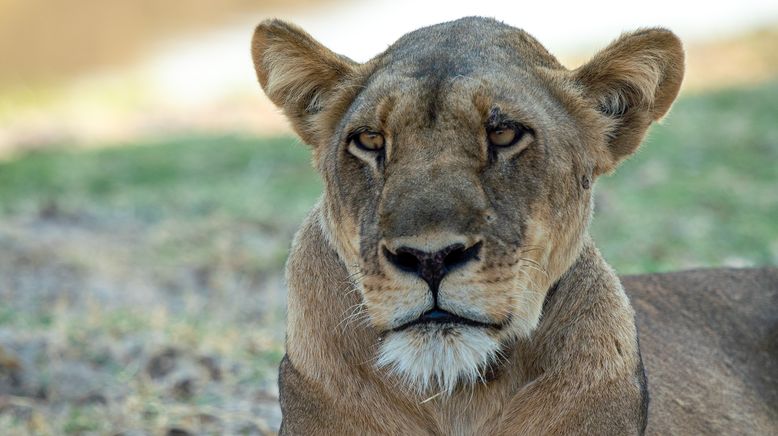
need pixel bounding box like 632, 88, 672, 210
626, 269, 777, 435
251, 17, 776, 435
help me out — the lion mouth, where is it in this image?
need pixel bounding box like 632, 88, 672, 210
391, 308, 506, 332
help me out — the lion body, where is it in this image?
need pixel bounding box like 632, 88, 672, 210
626, 268, 778, 435
250, 16, 778, 435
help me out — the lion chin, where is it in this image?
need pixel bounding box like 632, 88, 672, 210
376, 326, 503, 396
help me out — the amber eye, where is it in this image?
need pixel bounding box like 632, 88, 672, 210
353, 131, 385, 151
487, 125, 522, 147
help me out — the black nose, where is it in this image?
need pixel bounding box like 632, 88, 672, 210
383, 242, 482, 297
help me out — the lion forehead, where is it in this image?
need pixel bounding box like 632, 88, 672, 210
379, 17, 561, 71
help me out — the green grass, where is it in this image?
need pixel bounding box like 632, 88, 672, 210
0, 134, 321, 226
1, 82, 777, 274
591, 81, 778, 272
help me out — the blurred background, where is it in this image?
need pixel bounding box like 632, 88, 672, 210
1, 0, 777, 434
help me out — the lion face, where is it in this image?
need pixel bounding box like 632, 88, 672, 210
252, 17, 683, 394
323, 70, 594, 393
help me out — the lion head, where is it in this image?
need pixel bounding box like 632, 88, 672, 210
252, 17, 683, 395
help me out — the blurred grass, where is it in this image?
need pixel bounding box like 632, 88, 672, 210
0, 135, 314, 433
1, 82, 776, 273
592, 81, 778, 272
0, 135, 319, 225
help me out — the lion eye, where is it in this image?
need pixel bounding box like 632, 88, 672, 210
353, 131, 385, 151
487, 126, 521, 147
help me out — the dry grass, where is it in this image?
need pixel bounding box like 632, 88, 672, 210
558, 24, 778, 92
0, 0, 331, 87
0, 215, 287, 434
684, 26, 778, 91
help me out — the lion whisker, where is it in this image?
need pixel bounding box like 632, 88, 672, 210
420, 390, 444, 404
343, 285, 363, 298
337, 302, 367, 330
518, 257, 545, 270
343, 269, 366, 281
518, 263, 549, 279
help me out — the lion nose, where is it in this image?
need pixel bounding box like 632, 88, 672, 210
383, 242, 482, 292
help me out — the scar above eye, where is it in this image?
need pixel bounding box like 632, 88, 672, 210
486, 107, 507, 127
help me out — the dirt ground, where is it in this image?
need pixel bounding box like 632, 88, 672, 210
0, 205, 293, 434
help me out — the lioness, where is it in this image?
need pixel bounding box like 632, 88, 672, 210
251, 17, 778, 435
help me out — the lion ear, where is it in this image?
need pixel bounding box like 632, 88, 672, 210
574, 28, 684, 174
251, 19, 357, 146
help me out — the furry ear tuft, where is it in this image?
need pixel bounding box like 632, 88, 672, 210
575, 28, 684, 173
251, 19, 357, 145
